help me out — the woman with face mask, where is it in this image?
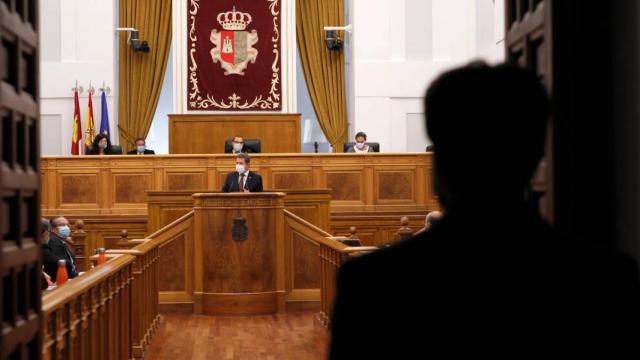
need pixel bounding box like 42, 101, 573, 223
347, 131, 374, 153
87, 133, 121, 155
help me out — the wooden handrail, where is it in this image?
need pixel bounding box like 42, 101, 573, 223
42, 254, 135, 359
146, 210, 194, 243
42, 254, 134, 313
283, 209, 376, 329
104, 210, 194, 358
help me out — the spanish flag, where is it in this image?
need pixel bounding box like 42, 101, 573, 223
70, 90, 82, 155
84, 91, 96, 152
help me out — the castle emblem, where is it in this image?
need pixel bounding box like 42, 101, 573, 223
210, 7, 259, 76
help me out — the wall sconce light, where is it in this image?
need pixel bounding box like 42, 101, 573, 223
115, 27, 150, 53
323, 25, 353, 51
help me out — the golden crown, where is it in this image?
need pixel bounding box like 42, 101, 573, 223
217, 7, 252, 31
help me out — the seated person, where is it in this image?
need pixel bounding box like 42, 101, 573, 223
221, 153, 263, 192
347, 132, 375, 153
228, 136, 254, 154
86, 133, 122, 155
414, 211, 443, 236
42, 216, 78, 282
127, 137, 155, 155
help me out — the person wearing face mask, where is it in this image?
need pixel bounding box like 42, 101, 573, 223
127, 138, 156, 155
229, 136, 254, 154
221, 153, 263, 192
347, 132, 374, 153
87, 133, 121, 155
42, 216, 78, 282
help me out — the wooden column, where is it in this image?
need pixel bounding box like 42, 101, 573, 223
192, 192, 286, 315
71, 219, 89, 271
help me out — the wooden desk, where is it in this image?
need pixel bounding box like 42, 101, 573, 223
147, 189, 331, 234
168, 113, 301, 153
41, 153, 437, 216
192, 193, 286, 315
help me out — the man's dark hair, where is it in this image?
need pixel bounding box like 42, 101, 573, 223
425, 61, 549, 208
355, 132, 367, 141
134, 137, 146, 144
233, 136, 244, 143
237, 152, 251, 164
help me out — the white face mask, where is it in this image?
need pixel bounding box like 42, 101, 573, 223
99, 143, 107, 149
137, 145, 146, 153
233, 143, 243, 152
355, 142, 365, 150
236, 164, 246, 174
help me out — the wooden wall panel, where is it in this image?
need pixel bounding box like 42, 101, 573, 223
114, 173, 151, 204
376, 171, 414, 201
41, 153, 437, 215
292, 233, 321, 289
166, 172, 206, 191
326, 172, 362, 201
169, 114, 301, 154
272, 171, 312, 189
159, 234, 186, 292
59, 173, 98, 205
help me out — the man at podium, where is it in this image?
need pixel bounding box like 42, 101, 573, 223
221, 153, 263, 192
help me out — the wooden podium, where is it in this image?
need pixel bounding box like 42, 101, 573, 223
192, 192, 286, 315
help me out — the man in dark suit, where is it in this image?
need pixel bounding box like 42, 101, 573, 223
329, 62, 640, 358
127, 137, 156, 155
42, 216, 79, 282
221, 153, 263, 192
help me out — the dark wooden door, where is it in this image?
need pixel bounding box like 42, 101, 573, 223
505, 0, 554, 221
1, 0, 42, 358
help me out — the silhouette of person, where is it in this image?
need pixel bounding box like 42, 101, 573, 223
329, 62, 640, 358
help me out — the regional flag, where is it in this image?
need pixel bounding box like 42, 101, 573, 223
71, 90, 82, 155
99, 91, 110, 141
84, 92, 96, 152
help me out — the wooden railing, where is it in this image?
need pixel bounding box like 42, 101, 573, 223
106, 210, 195, 358
41, 254, 135, 360
283, 210, 376, 326
317, 240, 377, 329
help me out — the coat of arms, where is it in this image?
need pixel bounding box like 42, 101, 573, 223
210, 7, 258, 76
232, 216, 248, 242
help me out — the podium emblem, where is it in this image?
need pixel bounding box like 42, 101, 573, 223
210, 7, 259, 76
232, 216, 248, 242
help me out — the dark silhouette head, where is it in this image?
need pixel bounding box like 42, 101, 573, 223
425, 61, 549, 211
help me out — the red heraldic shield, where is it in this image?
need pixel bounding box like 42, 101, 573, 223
220, 31, 235, 64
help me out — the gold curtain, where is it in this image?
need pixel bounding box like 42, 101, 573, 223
296, 0, 348, 152
118, 0, 172, 152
